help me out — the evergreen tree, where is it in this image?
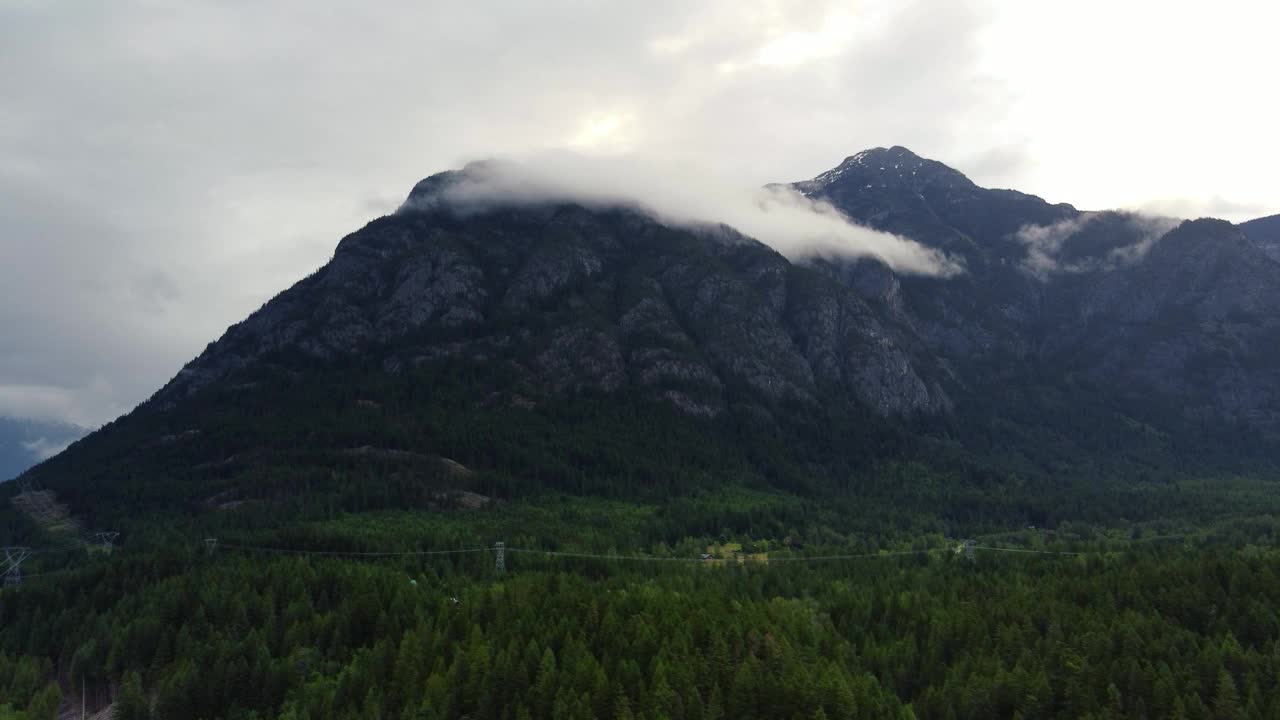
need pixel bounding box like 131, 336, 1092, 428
26, 685, 61, 720
114, 672, 151, 720
1214, 670, 1244, 720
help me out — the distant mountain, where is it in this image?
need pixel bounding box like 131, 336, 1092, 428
16, 148, 1280, 526
0, 417, 86, 481
1241, 214, 1280, 262
789, 147, 1280, 447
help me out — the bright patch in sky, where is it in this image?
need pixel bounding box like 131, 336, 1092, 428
977, 0, 1279, 218
754, 13, 853, 66
568, 114, 632, 152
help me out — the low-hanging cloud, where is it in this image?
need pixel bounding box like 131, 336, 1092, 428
405, 153, 964, 276
1014, 211, 1180, 279
0, 382, 103, 428
21, 436, 74, 462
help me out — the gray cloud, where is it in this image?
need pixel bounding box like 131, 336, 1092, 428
1015, 212, 1180, 280
1138, 196, 1274, 223
1, 0, 1012, 426
0, 416, 87, 479
21, 436, 73, 462
1, 0, 1269, 426
1016, 215, 1097, 279
0, 380, 114, 428
412, 154, 963, 276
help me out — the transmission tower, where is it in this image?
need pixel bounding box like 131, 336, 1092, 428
204, 538, 219, 555
961, 539, 976, 562
92, 532, 119, 552
494, 541, 505, 573
3, 547, 31, 587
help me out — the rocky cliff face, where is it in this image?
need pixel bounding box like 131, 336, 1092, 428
159, 149, 1280, 442
159, 174, 952, 421
792, 147, 1280, 434
97, 144, 1269, 466
19, 147, 1280, 513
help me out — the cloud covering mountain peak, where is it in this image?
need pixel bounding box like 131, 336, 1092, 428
400, 153, 964, 277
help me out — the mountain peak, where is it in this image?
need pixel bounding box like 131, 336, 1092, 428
845, 145, 924, 164
400, 159, 504, 211
804, 146, 975, 193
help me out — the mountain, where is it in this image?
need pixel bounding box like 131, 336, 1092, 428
1241, 213, 1280, 262
789, 147, 1280, 451
0, 417, 85, 482
13, 148, 1280, 529
10, 148, 1280, 720
162, 181, 949, 419
15, 187, 954, 529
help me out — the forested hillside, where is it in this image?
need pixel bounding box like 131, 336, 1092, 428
6, 497, 1280, 719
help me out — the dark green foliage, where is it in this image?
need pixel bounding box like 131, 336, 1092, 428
114, 672, 150, 720
0, 654, 59, 720
5, 366, 1280, 719
6, 513, 1280, 719
12, 358, 1272, 547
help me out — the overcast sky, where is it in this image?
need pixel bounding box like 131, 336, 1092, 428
2, 0, 1277, 429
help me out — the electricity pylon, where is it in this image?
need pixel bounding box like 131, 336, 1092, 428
3, 547, 31, 586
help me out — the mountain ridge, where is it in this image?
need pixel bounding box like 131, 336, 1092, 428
14, 147, 1280, 527
1241, 213, 1280, 262
788, 150, 1280, 438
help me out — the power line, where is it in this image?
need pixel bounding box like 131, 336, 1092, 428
210, 541, 964, 565
971, 545, 1082, 556
769, 549, 943, 562
504, 547, 946, 563
0, 534, 1100, 593
203, 539, 1088, 564
12, 567, 82, 581
0, 538, 1095, 563
504, 548, 707, 563
217, 542, 490, 558
502, 546, 978, 563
